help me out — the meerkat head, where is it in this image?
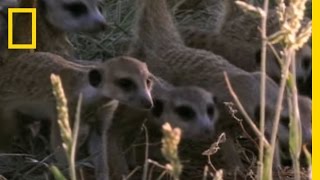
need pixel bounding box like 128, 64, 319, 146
151, 86, 218, 140
296, 45, 312, 97
88, 56, 154, 110
38, 0, 106, 32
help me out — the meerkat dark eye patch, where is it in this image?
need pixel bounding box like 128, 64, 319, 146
302, 57, 311, 70
88, 69, 102, 88
115, 78, 137, 92
63, 2, 88, 17
207, 104, 214, 118
151, 99, 164, 118
175, 106, 196, 121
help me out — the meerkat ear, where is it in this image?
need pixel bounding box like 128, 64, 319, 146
151, 98, 164, 118
88, 69, 102, 88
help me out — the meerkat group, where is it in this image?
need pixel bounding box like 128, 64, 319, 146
0, 0, 312, 179
125, 0, 311, 175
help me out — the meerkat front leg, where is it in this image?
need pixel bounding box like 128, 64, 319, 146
108, 131, 130, 180
88, 100, 119, 180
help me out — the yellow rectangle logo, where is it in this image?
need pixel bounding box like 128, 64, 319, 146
8, 8, 36, 49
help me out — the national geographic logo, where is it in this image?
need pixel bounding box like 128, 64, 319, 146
7, 8, 36, 49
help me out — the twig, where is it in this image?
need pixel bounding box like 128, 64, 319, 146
223, 72, 269, 147
123, 166, 141, 180
265, 49, 293, 179
258, 0, 270, 177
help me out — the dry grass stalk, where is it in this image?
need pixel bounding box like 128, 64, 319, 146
266, 0, 311, 179
223, 72, 269, 147
50, 74, 81, 180
202, 133, 226, 175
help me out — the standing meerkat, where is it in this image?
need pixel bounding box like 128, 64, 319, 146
2, 0, 107, 61
0, 52, 154, 179
128, 0, 312, 171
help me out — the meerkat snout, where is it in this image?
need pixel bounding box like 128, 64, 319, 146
39, 0, 107, 32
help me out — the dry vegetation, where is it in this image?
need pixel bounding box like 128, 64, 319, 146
0, 0, 312, 179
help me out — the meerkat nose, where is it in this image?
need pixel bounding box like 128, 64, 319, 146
96, 19, 108, 31
94, 14, 108, 31
140, 97, 153, 109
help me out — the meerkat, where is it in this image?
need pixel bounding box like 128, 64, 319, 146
2, 0, 107, 61
128, 0, 312, 172
107, 82, 219, 179
0, 52, 153, 179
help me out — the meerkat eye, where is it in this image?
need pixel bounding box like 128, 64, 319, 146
88, 69, 102, 87
115, 78, 137, 92
207, 104, 214, 118
63, 2, 88, 17
302, 57, 311, 70
175, 106, 196, 121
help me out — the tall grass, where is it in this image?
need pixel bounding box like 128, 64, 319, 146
50, 74, 82, 180
232, 0, 312, 179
